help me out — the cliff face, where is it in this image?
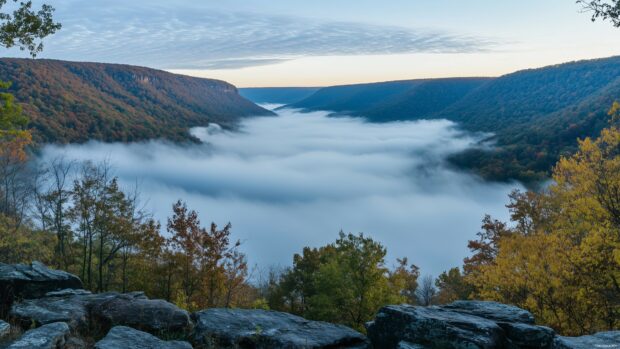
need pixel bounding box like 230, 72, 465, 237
0, 58, 274, 143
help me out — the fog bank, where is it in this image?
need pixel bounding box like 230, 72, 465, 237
39, 109, 520, 275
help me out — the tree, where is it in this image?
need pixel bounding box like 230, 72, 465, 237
167, 200, 204, 310
578, 0, 620, 27
467, 109, 620, 335
0, 0, 61, 57
167, 200, 249, 310
34, 157, 74, 269
415, 275, 437, 306
0, 81, 32, 224
266, 232, 417, 332
462, 215, 512, 276
435, 267, 474, 304
388, 257, 419, 305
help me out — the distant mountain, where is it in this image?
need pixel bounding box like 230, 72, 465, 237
239, 87, 320, 105
285, 56, 620, 183
285, 80, 421, 115
0, 59, 273, 143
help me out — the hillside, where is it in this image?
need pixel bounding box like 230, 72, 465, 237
284, 56, 620, 183
285, 78, 490, 121
239, 87, 320, 104
0, 59, 273, 143
285, 80, 421, 114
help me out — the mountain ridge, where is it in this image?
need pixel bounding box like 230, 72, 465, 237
279, 56, 620, 183
0, 58, 273, 143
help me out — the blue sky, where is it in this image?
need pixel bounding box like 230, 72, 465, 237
4, 0, 619, 86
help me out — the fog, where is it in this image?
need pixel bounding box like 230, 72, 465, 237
38, 108, 520, 275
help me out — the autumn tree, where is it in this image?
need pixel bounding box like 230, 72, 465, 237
435, 267, 474, 304
388, 257, 419, 305
467, 106, 620, 335
167, 200, 249, 310
462, 214, 512, 277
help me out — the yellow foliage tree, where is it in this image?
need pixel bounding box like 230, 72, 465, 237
468, 104, 620, 335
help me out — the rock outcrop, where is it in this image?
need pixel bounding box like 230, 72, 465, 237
0, 262, 83, 317
95, 326, 192, 349
366, 301, 617, 349
2, 262, 618, 349
10, 289, 191, 337
191, 308, 370, 349
366, 304, 504, 349
89, 292, 192, 337
6, 322, 70, 349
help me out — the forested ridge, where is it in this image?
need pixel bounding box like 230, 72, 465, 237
0, 58, 273, 143
286, 56, 620, 183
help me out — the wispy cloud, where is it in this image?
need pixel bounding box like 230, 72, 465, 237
8, 1, 499, 69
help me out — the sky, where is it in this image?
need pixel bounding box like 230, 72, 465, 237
4, 0, 619, 86
38, 108, 520, 276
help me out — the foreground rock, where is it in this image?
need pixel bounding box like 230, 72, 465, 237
367, 301, 558, 349
7, 322, 70, 349
89, 292, 192, 337
0, 262, 82, 317
95, 326, 193, 349
554, 331, 620, 349
367, 304, 504, 349
443, 300, 535, 324
191, 308, 369, 349
10, 289, 191, 337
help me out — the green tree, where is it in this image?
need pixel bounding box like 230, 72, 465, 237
578, 0, 620, 27
0, 0, 61, 57
268, 232, 417, 332
435, 267, 474, 304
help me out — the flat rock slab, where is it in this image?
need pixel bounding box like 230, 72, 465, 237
554, 331, 620, 349
10, 290, 191, 338
0, 262, 83, 317
6, 322, 70, 349
95, 326, 192, 349
443, 300, 535, 324
90, 293, 192, 337
191, 308, 369, 349
366, 305, 504, 349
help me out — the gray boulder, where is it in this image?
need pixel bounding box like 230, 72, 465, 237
6, 322, 70, 349
95, 326, 192, 349
89, 292, 192, 337
554, 331, 620, 349
10, 290, 94, 331
366, 304, 504, 349
501, 322, 555, 348
190, 308, 369, 349
0, 262, 83, 317
10, 290, 191, 338
0, 320, 10, 338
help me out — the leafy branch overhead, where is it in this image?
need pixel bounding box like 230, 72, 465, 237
0, 0, 61, 57
578, 0, 620, 27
